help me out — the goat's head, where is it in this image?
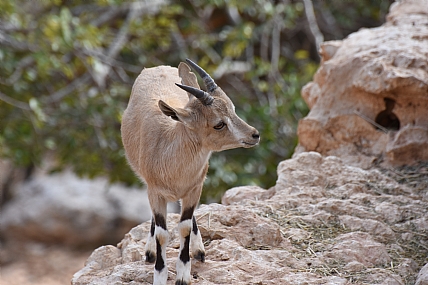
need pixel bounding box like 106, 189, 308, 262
158, 59, 260, 152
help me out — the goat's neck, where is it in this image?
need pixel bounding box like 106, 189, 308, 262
167, 123, 211, 167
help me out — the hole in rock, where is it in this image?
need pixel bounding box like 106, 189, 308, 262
375, 98, 400, 131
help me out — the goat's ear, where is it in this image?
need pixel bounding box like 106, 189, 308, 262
158, 100, 192, 125
159, 100, 179, 121
178, 62, 200, 101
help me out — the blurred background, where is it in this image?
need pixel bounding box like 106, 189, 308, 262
0, 0, 393, 204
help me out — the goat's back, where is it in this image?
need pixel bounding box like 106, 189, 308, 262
121, 66, 189, 182
126, 65, 188, 115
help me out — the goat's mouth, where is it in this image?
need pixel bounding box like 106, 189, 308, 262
241, 141, 259, 147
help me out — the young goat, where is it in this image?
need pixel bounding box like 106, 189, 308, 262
121, 59, 260, 285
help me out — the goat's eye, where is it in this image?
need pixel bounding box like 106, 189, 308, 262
213, 121, 226, 130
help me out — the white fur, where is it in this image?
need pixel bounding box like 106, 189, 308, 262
153, 226, 169, 285
178, 219, 192, 236
175, 259, 191, 284
153, 268, 168, 285
176, 220, 192, 285
190, 227, 204, 258
145, 230, 156, 256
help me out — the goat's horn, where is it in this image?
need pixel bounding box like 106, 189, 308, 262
185, 59, 218, 93
175, 83, 214, 106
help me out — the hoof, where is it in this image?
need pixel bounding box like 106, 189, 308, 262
145, 250, 156, 263
193, 250, 205, 263
175, 280, 189, 285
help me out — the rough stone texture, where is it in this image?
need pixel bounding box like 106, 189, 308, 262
72, 152, 428, 285
295, 0, 428, 168
416, 263, 428, 285
0, 170, 152, 247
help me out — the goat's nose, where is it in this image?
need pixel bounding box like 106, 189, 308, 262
252, 132, 260, 139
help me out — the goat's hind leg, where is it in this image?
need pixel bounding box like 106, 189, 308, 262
144, 217, 156, 263
149, 194, 169, 285
154, 212, 169, 285
190, 216, 205, 262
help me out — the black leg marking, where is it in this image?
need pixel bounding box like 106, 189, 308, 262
175, 280, 189, 285
194, 250, 205, 262
180, 206, 195, 222
155, 237, 165, 272
192, 216, 198, 235
154, 213, 167, 230
179, 234, 191, 264
191, 216, 205, 262
150, 216, 155, 236
145, 250, 156, 263
145, 217, 156, 263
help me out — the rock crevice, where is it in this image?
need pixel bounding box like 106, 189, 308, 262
296, 0, 428, 168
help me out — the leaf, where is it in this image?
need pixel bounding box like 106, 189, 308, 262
60, 7, 73, 45
295, 50, 309, 60
29, 98, 47, 124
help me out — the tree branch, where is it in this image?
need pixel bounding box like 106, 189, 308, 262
318, 5, 343, 39
212, 60, 251, 79
0, 30, 38, 51
92, 1, 161, 88
43, 73, 92, 104
0, 91, 31, 110
0, 56, 35, 86
303, 0, 324, 54
245, 42, 267, 106
260, 21, 271, 62
80, 48, 141, 73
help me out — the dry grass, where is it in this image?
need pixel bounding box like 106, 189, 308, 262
380, 161, 428, 270
251, 161, 428, 284
257, 206, 427, 284
259, 208, 356, 278
380, 161, 428, 193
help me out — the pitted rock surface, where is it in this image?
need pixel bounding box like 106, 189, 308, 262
295, 0, 428, 168
72, 152, 427, 285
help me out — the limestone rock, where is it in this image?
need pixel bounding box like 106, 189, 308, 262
323, 232, 391, 267
296, 0, 428, 167
416, 263, 428, 285
221, 185, 275, 206
196, 203, 286, 248
0, 170, 152, 247
72, 152, 427, 285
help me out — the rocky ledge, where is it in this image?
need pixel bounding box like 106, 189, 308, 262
72, 152, 428, 285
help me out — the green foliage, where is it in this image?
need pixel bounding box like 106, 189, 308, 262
0, 0, 392, 202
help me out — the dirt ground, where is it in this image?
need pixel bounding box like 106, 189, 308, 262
0, 242, 91, 285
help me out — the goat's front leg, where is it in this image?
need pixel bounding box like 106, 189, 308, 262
176, 204, 194, 285
154, 213, 168, 285
149, 194, 169, 285
176, 191, 206, 285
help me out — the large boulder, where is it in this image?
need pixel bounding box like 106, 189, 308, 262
0, 170, 152, 247
72, 152, 428, 285
295, 0, 428, 168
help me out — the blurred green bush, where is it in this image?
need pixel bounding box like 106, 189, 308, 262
0, 0, 392, 202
